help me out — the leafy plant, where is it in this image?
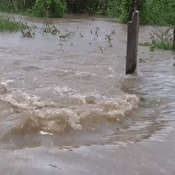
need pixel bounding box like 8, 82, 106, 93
106, 0, 122, 18
0, 0, 35, 12
0, 15, 26, 32
40, 19, 60, 35
105, 34, 113, 47
144, 0, 175, 25
21, 30, 35, 38
139, 26, 174, 51
65, 0, 98, 14
139, 42, 151, 47
119, 0, 175, 25
32, 0, 67, 17
140, 96, 146, 102
139, 58, 146, 63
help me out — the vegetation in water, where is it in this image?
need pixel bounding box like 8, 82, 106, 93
140, 98, 159, 108
139, 58, 146, 63
0, 15, 26, 32
140, 96, 146, 102
139, 26, 174, 51
139, 42, 151, 47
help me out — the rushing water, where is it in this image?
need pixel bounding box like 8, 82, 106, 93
0, 17, 174, 151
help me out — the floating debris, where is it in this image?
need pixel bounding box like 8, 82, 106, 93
49, 164, 61, 170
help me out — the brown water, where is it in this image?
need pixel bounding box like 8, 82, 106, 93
0, 16, 175, 174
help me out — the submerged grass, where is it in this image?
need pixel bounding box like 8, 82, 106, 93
139, 26, 175, 51
0, 15, 26, 32
139, 41, 174, 52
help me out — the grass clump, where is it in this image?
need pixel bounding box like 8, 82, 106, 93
139, 58, 146, 63
139, 42, 151, 47
139, 26, 174, 52
0, 16, 26, 32
140, 96, 146, 102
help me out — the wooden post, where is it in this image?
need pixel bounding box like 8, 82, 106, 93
126, 11, 140, 74
173, 14, 175, 50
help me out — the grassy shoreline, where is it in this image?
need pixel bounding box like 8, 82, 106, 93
0, 0, 175, 26
0, 15, 26, 32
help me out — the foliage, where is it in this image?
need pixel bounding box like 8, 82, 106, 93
31, 0, 67, 17
106, 0, 122, 17
40, 19, 60, 35
139, 26, 174, 51
0, 15, 26, 32
0, 0, 35, 12
139, 58, 146, 63
119, 0, 175, 25
144, 0, 175, 25
120, 0, 146, 24
65, 0, 99, 14
139, 42, 151, 47
65, 0, 122, 16
0, 0, 174, 26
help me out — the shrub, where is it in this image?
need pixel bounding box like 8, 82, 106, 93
106, 0, 122, 18
119, 0, 175, 25
65, 0, 99, 14
32, 0, 67, 17
0, 0, 35, 12
139, 26, 174, 51
0, 15, 26, 32
144, 0, 175, 25
65, 0, 122, 16
120, 0, 146, 24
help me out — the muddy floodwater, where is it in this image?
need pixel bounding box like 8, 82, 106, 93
0, 15, 175, 175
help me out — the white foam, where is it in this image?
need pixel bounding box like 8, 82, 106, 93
0, 87, 139, 133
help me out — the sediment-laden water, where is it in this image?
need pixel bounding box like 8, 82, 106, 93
0, 17, 174, 151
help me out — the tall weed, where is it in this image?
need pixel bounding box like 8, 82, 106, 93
31, 0, 67, 17
0, 0, 35, 12
119, 0, 175, 25
144, 0, 175, 25
0, 15, 26, 32
139, 26, 174, 51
